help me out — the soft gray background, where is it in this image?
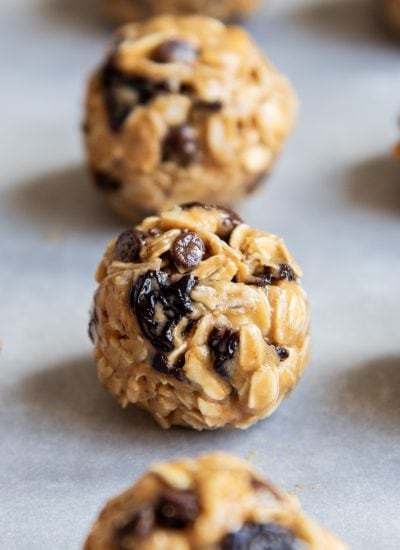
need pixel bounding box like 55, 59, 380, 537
1, 0, 399, 548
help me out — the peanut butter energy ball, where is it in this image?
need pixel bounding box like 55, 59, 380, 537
89, 204, 310, 430
106, 0, 260, 24
83, 15, 297, 220
85, 453, 346, 550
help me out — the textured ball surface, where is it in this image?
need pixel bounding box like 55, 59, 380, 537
84, 453, 347, 549
83, 16, 297, 219
90, 204, 310, 430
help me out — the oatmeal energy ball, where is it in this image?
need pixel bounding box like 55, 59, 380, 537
90, 204, 310, 430
106, 0, 260, 24
85, 453, 346, 550
83, 15, 297, 220
377, 0, 400, 36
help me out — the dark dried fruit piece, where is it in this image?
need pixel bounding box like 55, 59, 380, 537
102, 62, 171, 132
152, 39, 198, 64
274, 346, 289, 361
172, 231, 205, 271
152, 353, 186, 382
278, 264, 296, 282
252, 264, 296, 287
115, 505, 154, 545
131, 270, 197, 353
155, 489, 199, 529
88, 306, 98, 344
132, 271, 171, 352
163, 275, 197, 319
208, 326, 239, 378
222, 522, 296, 550
252, 266, 275, 286
93, 170, 121, 192
115, 229, 144, 262
163, 125, 198, 166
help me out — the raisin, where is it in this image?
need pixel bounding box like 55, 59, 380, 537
163, 125, 198, 166
278, 264, 296, 282
93, 170, 121, 192
152, 353, 186, 382
208, 326, 239, 378
102, 61, 171, 132
88, 306, 98, 344
172, 231, 205, 270
252, 266, 274, 286
114, 505, 154, 545
155, 489, 199, 529
152, 39, 198, 64
131, 270, 197, 353
163, 275, 197, 318
252, 264, 296, 286
274, 346, 289, 361
115, 229, 144, 263
222, 522, 296, 550
132, 271, 171, 351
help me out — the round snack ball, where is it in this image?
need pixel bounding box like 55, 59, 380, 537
376, 0, 400, 36
106, 0, 259, 24
83, 16, 297, 220
90, 203, 310, 430
85, 453, 346, 550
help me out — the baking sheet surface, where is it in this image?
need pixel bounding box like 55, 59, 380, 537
1, 1, 399, 548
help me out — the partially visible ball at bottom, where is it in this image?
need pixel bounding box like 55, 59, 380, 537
105, 0, 260, 24
84, 453, 347, 550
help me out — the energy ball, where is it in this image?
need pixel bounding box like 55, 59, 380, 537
105, 0, 259, 24
83, 16, 297, 220
90, 204, 310, 430
376, 0, 400, 36
85, 453, 346, 550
